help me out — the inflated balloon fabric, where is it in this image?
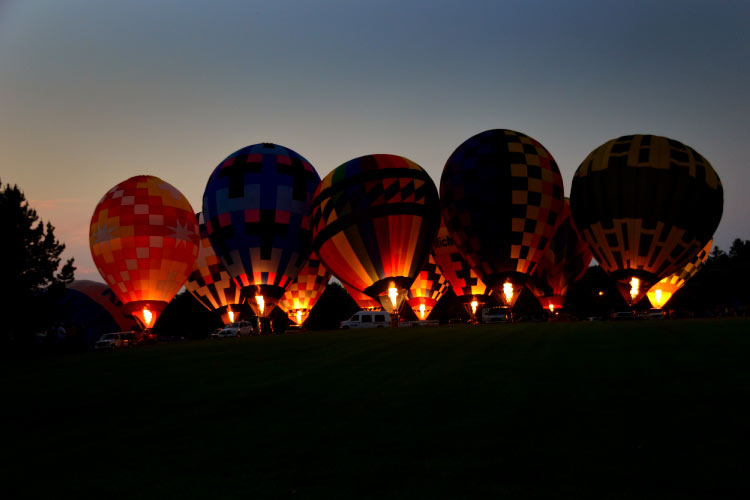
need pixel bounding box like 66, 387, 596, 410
90, 175, 199, 307
570, 135, 723, 282
343, 283, 382, 311
184, 212, 242, 314
311, 154, 440, 297
528, 200, 593, 301
202, 143, 320, 299
440, 129, 565, 288
278, 253, 331, 322
64, 280, 136, 332
432, 222, 491, 299
647, 239, 712, 309
407, 254, 450, 319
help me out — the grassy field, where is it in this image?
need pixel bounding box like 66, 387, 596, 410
4, 319, 750, 499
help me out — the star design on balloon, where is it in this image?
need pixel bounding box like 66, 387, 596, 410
167, 220, 196, 246
91, 221, 116, 245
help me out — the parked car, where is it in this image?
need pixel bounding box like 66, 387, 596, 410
642, 308, 666, 320
612, 311, 638, 320
211, 320, 255, 338
95, 332, 135, 350
340, 311, 390, 329
481, 306, 510, 324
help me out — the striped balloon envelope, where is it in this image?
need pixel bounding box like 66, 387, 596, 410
184, 213, 243, 325
89, 175, 199, 330
432, 221, 492, 321
64, 280, 137, 332
343, 283, 382, 311
407, 254, 450, 320
311, 154, 440, 315
202, 143, 320, 318
277, 253, 331, 326
440, 129, 566, 308
570, 135, 723, 304
527, 200, 593, 312
647, 239, 712, 309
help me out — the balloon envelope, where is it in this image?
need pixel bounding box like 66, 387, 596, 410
343, 283, 382, 311
89, 175, 199, 329
277, 252, 331, 325
311, 154, 440, 313
184, 212, 244, 324
647, 239, 712, 309
528, 200, 593, 311
202, 143, 320, 317
407, 254, 450, 320
570, 135, 723, 304
440, 129, 565, 307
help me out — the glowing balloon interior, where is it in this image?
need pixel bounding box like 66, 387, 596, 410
90, 175, 199, 330
277, 253, 331, 326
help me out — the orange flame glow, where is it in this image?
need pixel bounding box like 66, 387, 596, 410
388, 287, 398, 309
470, 299, 478, 315
296, 310, 303, 325
228, 310, 235, 323
503, 282, 514, 305
256, 295, 265, 315
142, 308, 153, 328
419, 303, 426, 320
548, 304, 555, 313
629, 278, 640, 302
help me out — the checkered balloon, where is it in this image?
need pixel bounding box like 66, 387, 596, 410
570, 134, 723, 304
202, 143, 320, 317
184, 212, 243, 324
277, 252, 331, 326
647, 239, 712, 309
432, 221, 491, 300
311, 154, 441, 303
440, 129, 565, 302
89, 175, 200, 328
407, 254, 450, 320
527, 200, 593, 311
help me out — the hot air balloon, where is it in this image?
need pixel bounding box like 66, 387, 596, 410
277, 252, 331, 326
311, 154, 441, 318
527, 200, 593, 313
570, 135, 723, 305
647, 239, 712, 309
432, 221, 492, 322
184, 212, 244, 325
202, 143, 320, 327
90, 175, 200, 330
440, 129, 566, 308
407, 254, 450, 321
343, 283, 382, 311
58, 280, 137, 347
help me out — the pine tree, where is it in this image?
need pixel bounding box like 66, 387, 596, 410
0, 180, 75, 344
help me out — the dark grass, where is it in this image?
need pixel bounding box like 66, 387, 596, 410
4, 319, 750, 499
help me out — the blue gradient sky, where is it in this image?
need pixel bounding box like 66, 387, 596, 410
1, 0, 748, 280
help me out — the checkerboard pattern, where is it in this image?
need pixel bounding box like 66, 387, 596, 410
311, 154, 440, 294
407, 254, 450, 319
278, 253, 331, 324
528, 200, 592, 300
570, 135, 723, 281
89, 175, 199, 308
432, 222, 491, 298
184, 212, 243, 315
202, 143, 320, 299
646, 239, 712, 307
440, 129, 565, 287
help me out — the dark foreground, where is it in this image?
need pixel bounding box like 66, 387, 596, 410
4, 319, 750, 499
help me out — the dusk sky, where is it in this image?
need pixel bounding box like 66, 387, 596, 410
1, 0, 748, 281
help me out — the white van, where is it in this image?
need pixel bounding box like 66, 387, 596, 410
340, 311, 391, 329
481, 306, 510, 324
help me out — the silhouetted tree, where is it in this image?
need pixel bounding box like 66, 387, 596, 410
1, 181, 75, 345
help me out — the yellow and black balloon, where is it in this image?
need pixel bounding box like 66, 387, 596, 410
570, 135, 723, 305
440, 129, 566, 308
647, 239, 712, 309
407, 254, 450, 321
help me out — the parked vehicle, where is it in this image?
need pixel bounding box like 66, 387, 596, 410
95, 332, 135, 350
340, 311, 391, 329
642, 308, 666, 320
216, 320, 256, 337
612, 311, 638, 320
481, 306, 510, 324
